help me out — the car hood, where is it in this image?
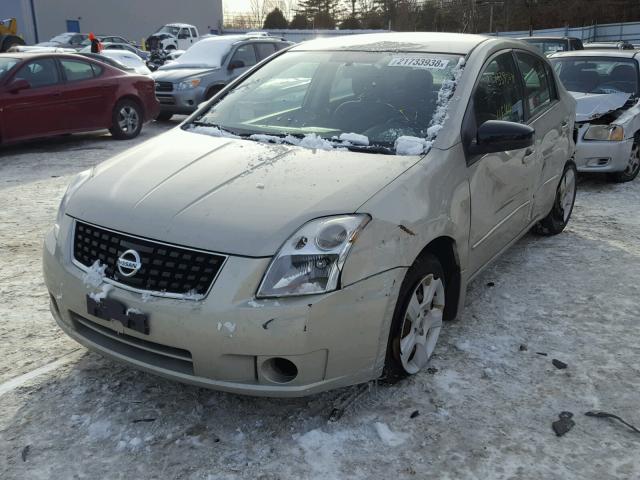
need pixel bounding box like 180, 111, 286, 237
152, 67, 217, 81
570, 91, 632, 122
66, 128, 418, 257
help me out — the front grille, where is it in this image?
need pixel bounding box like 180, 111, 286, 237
71, 312, 194, 375
73, 221, 226, 297
155, 81, 173, 92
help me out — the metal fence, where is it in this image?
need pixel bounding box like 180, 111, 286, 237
221, 28, 389, 43
493, 20, 640, 44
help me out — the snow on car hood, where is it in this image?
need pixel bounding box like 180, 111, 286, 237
570, 91, 632, 122
152, 67, 217, 81
66, 128, 418, 257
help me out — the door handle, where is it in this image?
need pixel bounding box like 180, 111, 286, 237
561, 121, 569, 131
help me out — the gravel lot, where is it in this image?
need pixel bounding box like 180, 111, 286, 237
1, 122, 639, 479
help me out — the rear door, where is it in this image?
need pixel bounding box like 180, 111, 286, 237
514, 50, 572, 220
466, 51, 536, 274
1, 57, 68, 142
59, 58, 112, 130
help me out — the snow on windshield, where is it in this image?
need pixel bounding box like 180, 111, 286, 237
188, 51, 466, 155
165, 37, 238, 69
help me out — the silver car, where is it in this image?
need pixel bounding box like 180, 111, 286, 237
152, 34, 291, 121
550, 50, 640, 182
43, 33, 577, 397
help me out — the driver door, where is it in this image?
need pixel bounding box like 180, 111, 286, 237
466, 51, 538, 275
227, 44, 258, 80
1, 57, 68, 143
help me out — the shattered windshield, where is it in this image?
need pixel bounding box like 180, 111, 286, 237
188, 50, 465, 154
551, 57, 639, 95
156, 25, 180, 36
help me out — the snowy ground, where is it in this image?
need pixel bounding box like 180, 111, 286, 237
1, 122, 639, 479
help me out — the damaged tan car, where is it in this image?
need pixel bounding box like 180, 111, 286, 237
43, 33, 577, 396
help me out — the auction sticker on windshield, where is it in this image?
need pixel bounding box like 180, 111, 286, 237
388, 56, 450, 69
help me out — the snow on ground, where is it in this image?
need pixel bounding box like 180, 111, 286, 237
1, 121, 640, 479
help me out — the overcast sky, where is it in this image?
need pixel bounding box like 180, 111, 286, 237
223, 0, 252, 13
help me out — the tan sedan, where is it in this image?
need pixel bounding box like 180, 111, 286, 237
43, 32, 577, 396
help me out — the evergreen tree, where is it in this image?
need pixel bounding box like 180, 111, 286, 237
263, 7, 289, 29
289, 13, 310, 29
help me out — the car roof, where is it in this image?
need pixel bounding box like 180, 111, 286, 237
550, 49, 639, 59
517, 36, 578, 41
290, 32, 492, 54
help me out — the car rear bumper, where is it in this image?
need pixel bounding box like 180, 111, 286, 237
574, 125, 634, 173
43, 219, 404, 397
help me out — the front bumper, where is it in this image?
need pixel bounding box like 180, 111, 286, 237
43, 219, 404, 397
155, 86, 205, 115
574, 123, 634, 172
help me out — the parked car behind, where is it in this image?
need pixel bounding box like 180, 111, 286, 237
584, 41, 635, 50
37, 32, 88, 50
152, 34, 292, 120
44, 33, 576, 397
550, 50, 640, 181
518, 36, 583, 56
79, 45, 151, 74
0, 53, 159, 145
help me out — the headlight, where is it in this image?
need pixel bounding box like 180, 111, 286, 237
257, 214, 371, 298
176, 78, 201, 90
584, 125, 624, 141
54, 169, 93, 239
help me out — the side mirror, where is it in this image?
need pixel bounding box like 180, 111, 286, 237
228, 60, 245, 70
468, 120, 534, 155
8, 78, 31, 94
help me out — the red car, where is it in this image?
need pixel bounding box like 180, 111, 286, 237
0, 53, 159, 145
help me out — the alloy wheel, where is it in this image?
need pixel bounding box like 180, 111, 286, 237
399, 274, 445, 374
559, 167, 576, 222
118, 106, 140, 134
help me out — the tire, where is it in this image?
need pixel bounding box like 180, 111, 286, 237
609, 138, 640, 183
384, 253, 446, 382
532, 161, 577, 236
156, 111, 174, 122
109, 99, 143, 140
1, 35, 25, 53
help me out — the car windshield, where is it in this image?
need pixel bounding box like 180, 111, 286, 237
524, 39, 567, 55
0, 57, 19, 80
156, 25, 180, 36
188, 50, 464, 152
161, 38, 233, 69
551, 57, 639, 94
50, 33, 75, 43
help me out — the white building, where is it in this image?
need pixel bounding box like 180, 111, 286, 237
2, 0, 223, 45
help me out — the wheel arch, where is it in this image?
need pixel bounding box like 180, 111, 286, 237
114, 94, 144, 122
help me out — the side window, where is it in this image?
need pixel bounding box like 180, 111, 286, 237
544, 62, 558, 100
14, 58, 60, 88
474, 52, 524, 126
179, 28, 189, 39
515, 52, 553, 117
60, 59, 95, 82
190, 28, 197, 38
255, 43, 276, 61
230, 44, 257, 68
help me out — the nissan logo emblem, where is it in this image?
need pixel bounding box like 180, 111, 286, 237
117, 249, 142, 277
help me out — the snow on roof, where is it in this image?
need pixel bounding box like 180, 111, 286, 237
291, 32, 491, 55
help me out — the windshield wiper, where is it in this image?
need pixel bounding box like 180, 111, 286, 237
189, 121, 240, 137
344, 144, 394, 155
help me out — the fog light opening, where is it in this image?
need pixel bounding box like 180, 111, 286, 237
261, 357, 298, 384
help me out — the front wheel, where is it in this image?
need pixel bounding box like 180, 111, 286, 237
610, 140, 640, 183
109, 100, 142, 140
385, 253, 446, 381
532, 162, 577, 236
